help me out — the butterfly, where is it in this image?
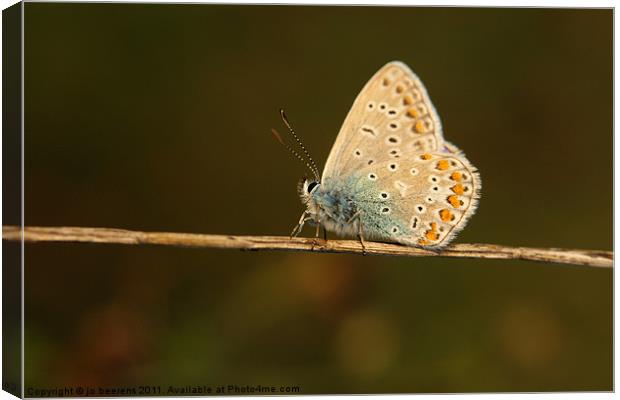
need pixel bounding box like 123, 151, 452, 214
274, 61, 481, 250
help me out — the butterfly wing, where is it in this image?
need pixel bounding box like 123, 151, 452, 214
322, 61, 446, 180
352, 151, 480, 249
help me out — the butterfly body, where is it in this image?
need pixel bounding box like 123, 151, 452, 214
290, 61, 481, 249
300, 175, 409, 242
302, 177, 362, 238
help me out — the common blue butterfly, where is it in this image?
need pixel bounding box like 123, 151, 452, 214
277, 61, 481, 249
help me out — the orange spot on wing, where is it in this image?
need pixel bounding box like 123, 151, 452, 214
451, 183, 465, 195
420, 153, 432, 160
423, 222, 439, 241
425, 231, 438, 241
415, 120, 427, 133
407, 108, 419, 118
403, 94, 414, 105
448, 195, 461, 208
418, 239, 428, 246
437, 160, 450, 170
450, 171, 462, 181
440, 209, 454, 222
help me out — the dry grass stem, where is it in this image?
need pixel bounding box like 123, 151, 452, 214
2, 225, 612, 268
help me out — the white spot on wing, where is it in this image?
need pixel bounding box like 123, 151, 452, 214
394, 180, 409, 197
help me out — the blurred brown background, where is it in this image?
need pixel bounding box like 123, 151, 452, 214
18, 4, 611, 393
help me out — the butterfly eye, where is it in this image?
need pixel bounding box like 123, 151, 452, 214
307, 182, 319, 193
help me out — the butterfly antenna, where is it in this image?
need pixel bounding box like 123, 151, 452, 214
279, 109, 321, 181
271, 128, 319, 180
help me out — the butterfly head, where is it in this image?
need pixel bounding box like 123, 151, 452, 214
298, 176, 321, 205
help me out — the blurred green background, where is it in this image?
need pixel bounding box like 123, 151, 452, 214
20, 4, 611, 393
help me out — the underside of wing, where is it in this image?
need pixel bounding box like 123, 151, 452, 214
322, 61, 446, 180
352, 151, 481, 249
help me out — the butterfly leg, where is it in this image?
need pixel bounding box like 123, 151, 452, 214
347, 211, 367, 255
307, 219, 319, 250
357, 227, 367, 256
290, 211, 310, 238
